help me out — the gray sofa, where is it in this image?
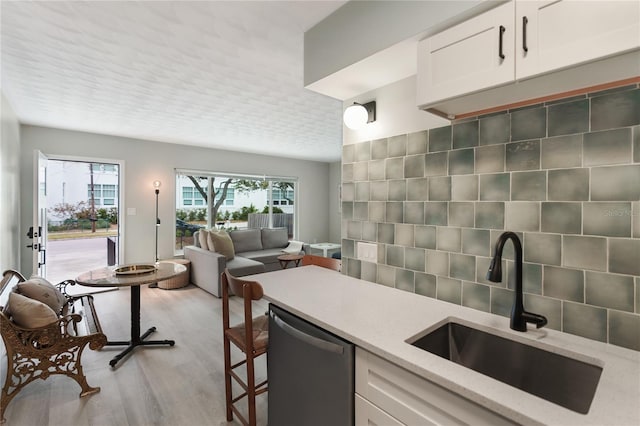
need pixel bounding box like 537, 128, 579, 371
184, 227, 305, 297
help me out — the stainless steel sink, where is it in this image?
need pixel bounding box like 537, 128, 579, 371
408, 319, 602, 414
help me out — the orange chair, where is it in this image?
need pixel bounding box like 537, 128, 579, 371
302, 254, 341, 271
221, 269, 268, 426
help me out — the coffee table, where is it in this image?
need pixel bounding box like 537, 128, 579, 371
277, 254, 304, 269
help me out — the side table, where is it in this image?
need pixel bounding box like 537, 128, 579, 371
277, 254, 304, 269
157, 259, 191, 289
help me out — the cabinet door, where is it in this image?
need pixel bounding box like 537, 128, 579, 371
516, 0, 640, 79
417, 1, 514, 108
355, 394, 404, 426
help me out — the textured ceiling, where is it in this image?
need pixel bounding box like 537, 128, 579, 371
1, 1, 346, 162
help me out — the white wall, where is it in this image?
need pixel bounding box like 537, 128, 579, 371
1, 93, 21, 272
19, 125, 331, 276
343, 75, 448, 145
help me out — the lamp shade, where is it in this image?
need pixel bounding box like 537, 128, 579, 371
343, 104, 369, 130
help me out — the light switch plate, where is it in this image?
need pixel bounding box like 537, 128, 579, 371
357, 242, 377, 263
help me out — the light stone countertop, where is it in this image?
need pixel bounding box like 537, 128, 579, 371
246, 265, 640, 426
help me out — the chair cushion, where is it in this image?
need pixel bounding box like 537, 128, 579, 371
226, 314, 269, 354
229, 229, 262, 253
237, 248, 285, 266
261, 228, 288, 249
208, 230, 235, 260
17, 276, 66, 314
7, 292, 59, 328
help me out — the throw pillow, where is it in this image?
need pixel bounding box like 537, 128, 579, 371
7, 292, 59, 328
208, 230, 235, 260
198, 229, 210, 250
282, 240, 304, 254
18, 276, 67, 314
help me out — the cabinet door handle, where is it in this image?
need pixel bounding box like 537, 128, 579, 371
522, 16, 529, 53
499, 25, 506, 60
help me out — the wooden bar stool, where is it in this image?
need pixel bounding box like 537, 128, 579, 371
221, 269, 268, 426
301, 254, 341, 271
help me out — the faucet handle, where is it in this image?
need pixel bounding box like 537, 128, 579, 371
522, 311, 548, 329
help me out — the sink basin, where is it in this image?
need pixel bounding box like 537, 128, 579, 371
408, 319, 602, 414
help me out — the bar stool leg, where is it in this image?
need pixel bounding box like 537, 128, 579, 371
223, 335, 233, 421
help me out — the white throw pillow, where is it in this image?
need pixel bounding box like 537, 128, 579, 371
282, 240, 304, 254
198, 229, 210, 250
7, 292, 59, 328
19, 276, 67, 314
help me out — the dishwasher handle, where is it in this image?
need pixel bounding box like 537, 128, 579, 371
271, 311, 344, 354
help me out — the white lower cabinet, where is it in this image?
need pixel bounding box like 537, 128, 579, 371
355, 348, 517, 426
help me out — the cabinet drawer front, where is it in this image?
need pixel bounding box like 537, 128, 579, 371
355, 394, 404, 426
356, 348, 516, 426
417, 1, 514, 106
516, 0, 640, 79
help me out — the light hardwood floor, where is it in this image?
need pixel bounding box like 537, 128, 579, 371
3, 284, 269, 426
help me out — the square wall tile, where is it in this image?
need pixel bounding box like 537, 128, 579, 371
523, 294, 561, 330
342, 202, 353, 220
450, 253, 476, 281
360, 261, 377, 283
370, 181, 388, 201
453, 120, 479, 149
609, 238, 640, 276
353, 202, 369, 221
634, 125, 640, 163
591, 165, 640, 201
437, 227, 461, 252
405, 154, 425, 178
511, 106, 546, 141
386, 245, 404, 268
416, 273, 437, 298
385, 157, 404, 180
388, 135, 407, 158
637, 277, 640, 314
343, 163, 354, 182
353, 162, 369, 181
583, 202, 632, 237
377, 223, 394, 244
511, 171, 546, 201
548, 169, 589, 201
415, 226, 437, 249
524, 233, 561, 265
462, 228, 490, 256
521, 262, 542, 294
506, 140, 540, 171
437, 277, 462, 305
388, 180, 406, 201
426, 250, 449, 276
355, 182, 370, 201
369, 202, 385, 223
347, 258, 362, 279
406, 248, 426, 272
424, 202, 448, 226
407, 178, 429, 201
429, 125, 452, 152
362, 222, 377, 242
355, 141, 371, 162
371, 138, 388, 160
377, 264, 395, 287
408, 130, 428, 154
480, 173, 510, 201
449, 148, 475, 175
563, 302, 607, 343
395, 269, 415, 292
591, 88, 640, 131
585, 271, 634, 312
386, 202, 404, 223
343, 144, 355, 163
395, 224, 414, 247
368, 159, 386, 181
347, 220, 362, 239
548, 99, 589, 137
490, 287, 513, 318
563, 235, 607, 272
583, 128, 632, 166
479, 112, 510, 146
541, 134, 583, 169
425, 152, 448, 176
449, 202, 475, 228
475, 202, 505, 229
634, 202, 640, 239
342, 182, 355, 201
541, 202, 582, 234
342, 239, 355, 258
451, 175, 478, 200
608, 311, 640, 351
475, 144, 505, 174
429, 176, 451, 201
405, 202, 425, 225
544, 266, 584, 303
462, 282, 491, 312
506, 202, 540, 232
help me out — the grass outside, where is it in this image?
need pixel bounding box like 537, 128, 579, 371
48, 226, 118, 241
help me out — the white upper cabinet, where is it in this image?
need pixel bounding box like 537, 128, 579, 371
516, 0, 640, 79
417, 1, 515, 106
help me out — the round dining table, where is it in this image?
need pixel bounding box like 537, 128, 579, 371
76, 262, 186, 368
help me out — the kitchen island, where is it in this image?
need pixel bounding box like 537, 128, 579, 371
247, 265, 640, 426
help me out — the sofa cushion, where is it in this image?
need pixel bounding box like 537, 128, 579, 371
261, 228, 288, 249
7, 292, 59, 328
208, 230, 235, 260
238, 248, 287, 266
226, 256, 266, 277
17, 277, 66, 315
198, 229, 209, 250
230, 229, 262, 253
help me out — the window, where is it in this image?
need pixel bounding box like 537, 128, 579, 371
182, 186, 205, 206
91, 163, 118, 173
88, 184, 117, 206
272, 189, 294, 206
215, 187, 235, 206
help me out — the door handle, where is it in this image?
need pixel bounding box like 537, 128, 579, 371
522, 16, 529, 53
271, 311, 344, 354
39, 248, 46, 267
498, 25, 506, 60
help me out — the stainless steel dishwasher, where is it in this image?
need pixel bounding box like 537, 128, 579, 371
268, 304, 354, 426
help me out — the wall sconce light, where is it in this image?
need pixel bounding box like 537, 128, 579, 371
343, 101, 376, 130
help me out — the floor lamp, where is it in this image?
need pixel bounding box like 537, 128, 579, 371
150, 180, 161, 288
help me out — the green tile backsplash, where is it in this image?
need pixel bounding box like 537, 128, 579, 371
341, 85, 640, 351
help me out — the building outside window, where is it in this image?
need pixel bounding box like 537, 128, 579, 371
87, 184, 117, 206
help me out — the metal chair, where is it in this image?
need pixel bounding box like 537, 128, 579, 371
302, 254, 341, 271
221, 269, 268, 426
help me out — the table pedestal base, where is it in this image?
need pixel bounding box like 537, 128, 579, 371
105, 327, 175, 367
